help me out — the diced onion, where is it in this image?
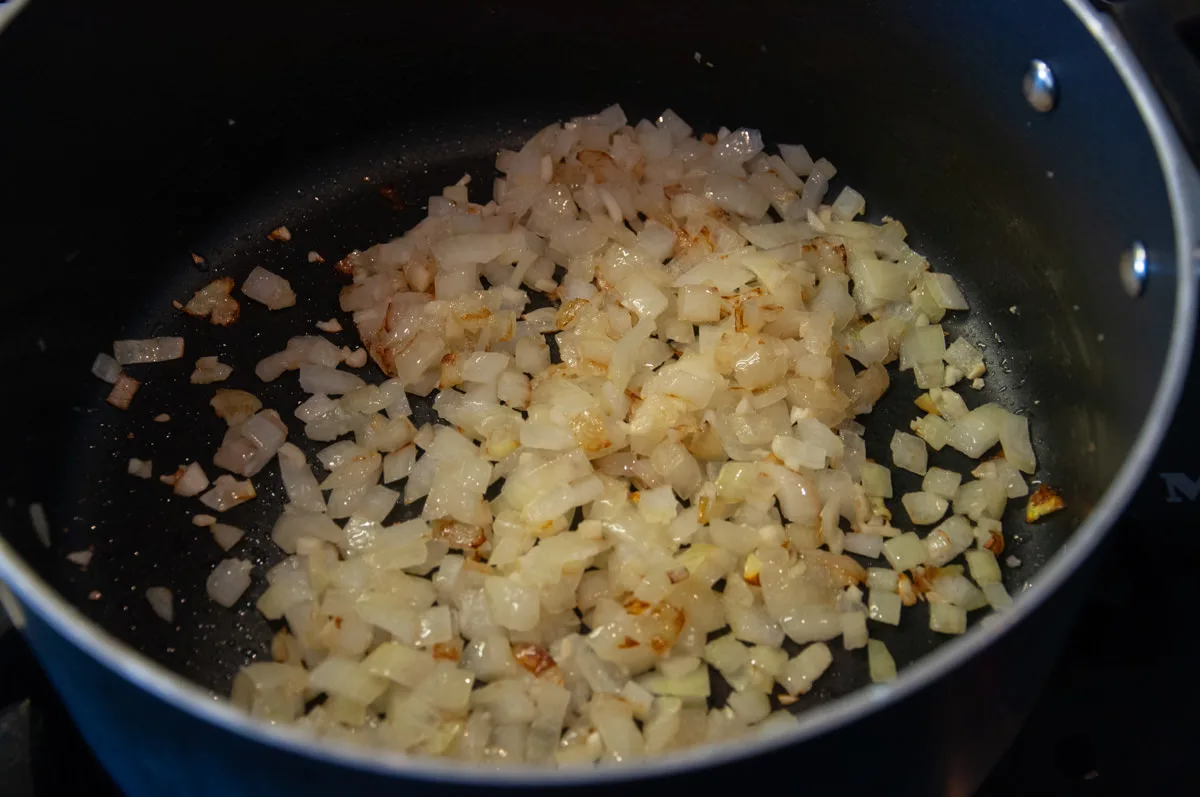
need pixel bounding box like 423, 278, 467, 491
901, 491, 948, 525
867, 639, 897, 683
890, 431, 928, 475
191, 356, 233, 384
210, 523, 245, 551
173, 462, 210, 497
206, 558, 253, 607
928, 602, 967, 635
242, 266, 296, 310
91, 353, 121, 384
114, 337, 185, 365
157, 106, 1046, 763
199, 476, 257, 512
29, 503, 50, 548
146, 586, 174, 622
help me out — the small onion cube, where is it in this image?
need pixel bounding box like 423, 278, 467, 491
983, 582, 1014, 610
113, 337, 185, 365
308, 657, 388, 705
921, 467, 962, 499
145, 586, 174, 622
890, 431, 928, 475
173, 462, 210, 497
944, 337, 986, 379
771, 435, 826, 471
778, 143, 815, 176
191, 356, 233, 384
922, 272, 969, 311
780, 642, 833, 695
29, 503, 50, 548
901, 491, 948, 525
866, 568, 899, 592
210, 523, 245, 551
883, 532, 927, 572
242, 266, 296, 310
858, 462, 893, 498
841, 532, 884, 559
946, 404, 1006, 458
91, 353, 122, 384
932, 572, 988, 611
206, 558, 253, 607
211, 389, 262, 426
106, 374, 140, 410
199, 475, 257, 512
910, 413, 951, 451
999, 412, 1037, 474
953, 478, 1007, 521
840, 612, 868, 650
867, 589, 901, 625
867, 639, 897, 683
929, 602, 968, 635
965, 549, 1003, 586
299, 364, 365, 395
830, 186, 865, 221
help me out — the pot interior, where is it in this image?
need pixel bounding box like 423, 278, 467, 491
0, 0, 1179, 724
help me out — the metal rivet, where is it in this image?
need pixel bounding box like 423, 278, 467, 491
1023, 59, 1057, 113
1119, 241, 1148, 297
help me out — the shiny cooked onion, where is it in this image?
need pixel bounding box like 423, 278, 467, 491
130, 106, 1051, 764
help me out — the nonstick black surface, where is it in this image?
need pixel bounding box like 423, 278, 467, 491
0, 0, 1179, 731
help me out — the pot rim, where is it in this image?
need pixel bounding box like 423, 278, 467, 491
0, 0, 1195, 785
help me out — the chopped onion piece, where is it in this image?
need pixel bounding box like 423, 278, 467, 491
214, 410, 288, 477
106, 374, 140, 410
173, 462, 210, 497
867, 639, 897, 683
191, 356, 233, 384
206, 558, 253, 607
883, 532, 927, 572
146, 587, 174, 622
91, 353, 121, 384
127, 458, 153, 479
1000, 412, 1037, 474
929, 602, 967, 635
867, 589, 901, 625
199, 476, 256, 512
114, 337, 185, 364
858, 462, 893, 498
184, 277, 240, 325
210, 389, 262, 426
901, 491, 948, 525
242, 266, 296, 309
965, 549, 1002, 586
299, 364, 365, 395
983, 582, 1014, 610
210, 523, 245, 551
890, 431, 928, 475
780, 642, 832, 695
29, 503, 50, 548
276, 443, 324, 513
921, 467, 962, 499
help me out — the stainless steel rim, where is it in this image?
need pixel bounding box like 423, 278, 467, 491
0, 0, 1195, 785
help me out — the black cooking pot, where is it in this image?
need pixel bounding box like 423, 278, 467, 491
0, 0, 1196, 794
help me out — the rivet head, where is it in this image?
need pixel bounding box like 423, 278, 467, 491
1119, 241, 1148, 297
1023, 59, 1057, 113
